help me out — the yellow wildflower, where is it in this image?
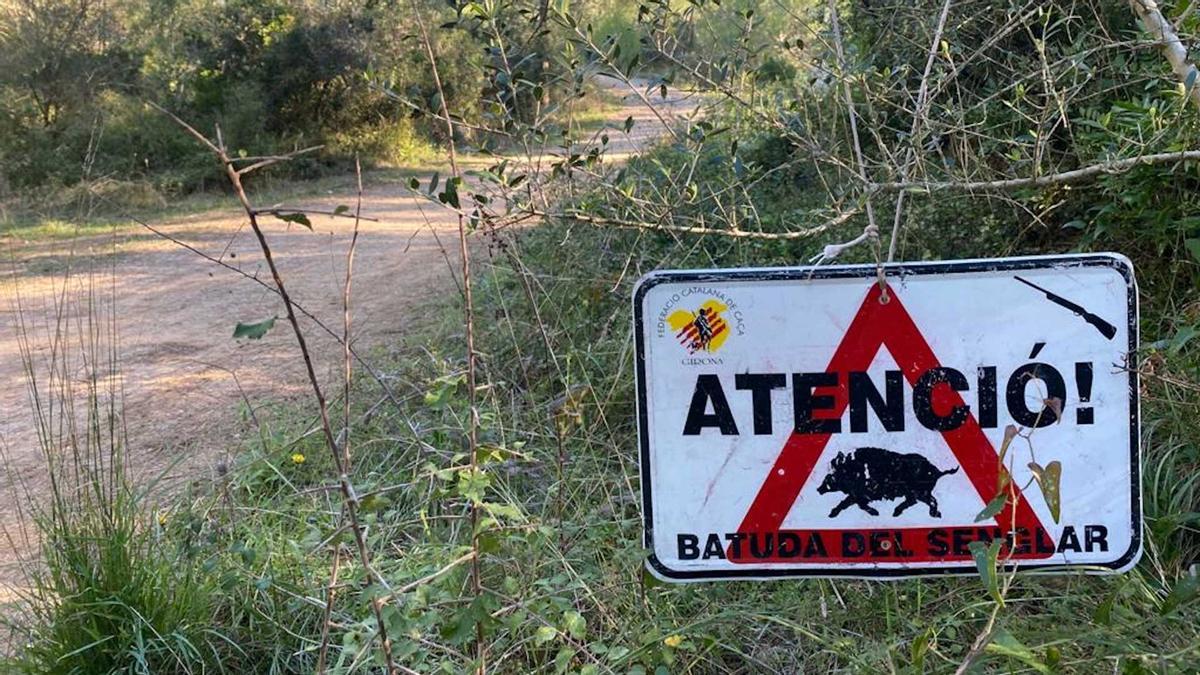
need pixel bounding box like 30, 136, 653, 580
663, 635, 683, 648
157, 511, 168, 526
291, 453, 306, 465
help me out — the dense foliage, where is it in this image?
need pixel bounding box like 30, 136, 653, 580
0, 0, 600, 201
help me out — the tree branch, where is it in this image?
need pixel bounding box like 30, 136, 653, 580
887, 0, 954, 262
254, 207, 381, 223
1129, 0, 1200, 111
153, 106, 400, 675
874, 150, 1200, 192
533, 206, 861, 239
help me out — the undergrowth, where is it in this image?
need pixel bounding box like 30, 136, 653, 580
13, 141, 1195, 672
4, 0, 1199, 671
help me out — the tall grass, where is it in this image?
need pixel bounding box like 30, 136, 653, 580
1, 260, 225, 673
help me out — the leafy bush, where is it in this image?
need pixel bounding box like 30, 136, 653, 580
0, 0, 532, 199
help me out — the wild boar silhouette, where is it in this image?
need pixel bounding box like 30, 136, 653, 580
816, 447, 959, 518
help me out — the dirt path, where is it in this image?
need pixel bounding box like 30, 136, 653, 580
0, 79, 695, 593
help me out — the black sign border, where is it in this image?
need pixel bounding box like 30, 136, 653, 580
633, 253, 1140, 581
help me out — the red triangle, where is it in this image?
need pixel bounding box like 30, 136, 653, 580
729, 282, 1052, 564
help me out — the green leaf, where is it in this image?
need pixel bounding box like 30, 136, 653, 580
423, 372, 465, 409
624, 115, 635, 133
1168, 324, 1200, 355
439, 593, 497, 644
563, 610, 586, 640
1161, 574, 1200, 615
985, 628, 1049, 673
477, 531, 501, 553
1186, 238, 1200, 264
968, 539, 1004, 606
910, 627, 932, 671
408, 176, 420, 190
456, 468, 491, 504
233, 316, 277, 340
534, 625, 557, 645
236, 542, 257, 565
428, 171, 440, 195
975, 491, 1008, 522
1028, 461, 1063, 523
273, 211, 312, 229
333, 204, 350, 215
554, 647, 576, 674
607, 646, 630, 663
359, 492, 391, 513
439, 177, 461, 209
481, 501, 523, 521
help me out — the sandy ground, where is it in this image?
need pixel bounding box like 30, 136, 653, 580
0, 79, 696, 595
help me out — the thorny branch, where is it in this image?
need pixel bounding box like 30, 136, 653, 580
254, 207, 380, 223
410, 3, 488, 673
528, 205, 863, 240
154, 106, 400, 674
85, 190, 408, 409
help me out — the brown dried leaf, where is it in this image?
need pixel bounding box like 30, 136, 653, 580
1044, 397, 1063, 424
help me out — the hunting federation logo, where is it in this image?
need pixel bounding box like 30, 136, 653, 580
655, 287, 746, 362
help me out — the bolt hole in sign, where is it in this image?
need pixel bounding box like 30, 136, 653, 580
633, 254, 1139, 581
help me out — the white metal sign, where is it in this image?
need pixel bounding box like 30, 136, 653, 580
633, 254, 1139, 581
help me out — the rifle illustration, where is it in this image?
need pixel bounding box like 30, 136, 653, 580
1014, 276, 1117, 340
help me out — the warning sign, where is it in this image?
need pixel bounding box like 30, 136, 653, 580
633, 254, 1140, 580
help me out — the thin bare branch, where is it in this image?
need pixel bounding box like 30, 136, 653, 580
254, 207, 381, 223
531, 206, 861, 239
410, 3, 487, 673
886, 0, 954, 262
154, 104, 400, 675
396, 551, 477, 594
315, 545, 342, 675
874, 150, 1200, 192
144, 100, 221, 155
820, 0, 890, 282
83, 188, 406, 410
236, 145, 324, 175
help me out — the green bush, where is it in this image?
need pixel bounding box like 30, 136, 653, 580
0, 0, 522, 199
325, 119, 435, 166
